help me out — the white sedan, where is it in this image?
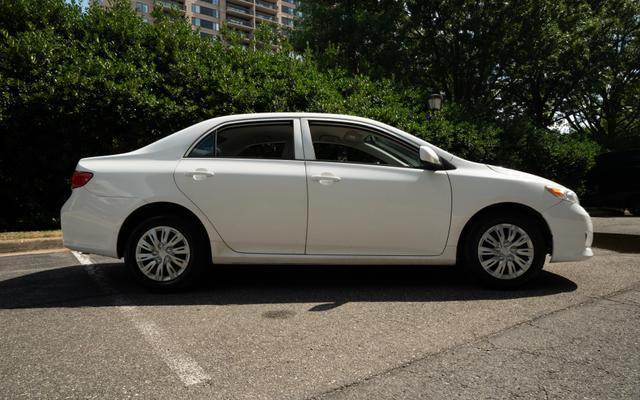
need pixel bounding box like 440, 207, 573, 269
61, 113, 593, 290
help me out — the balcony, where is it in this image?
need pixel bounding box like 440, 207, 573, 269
256, 11, 277, 23
157, 0, 185, 11
233, 29, 252, 42
226, 4, 252, 17
281, 17, 294, 28
227, 16, 253, 30
255, 0, 277, 14
227, 0, 255, 8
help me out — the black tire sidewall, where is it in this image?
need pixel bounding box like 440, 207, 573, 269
463, 214, 547, 288
124, 215, 206, 291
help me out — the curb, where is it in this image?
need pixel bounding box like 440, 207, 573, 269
0, 237, 64, 254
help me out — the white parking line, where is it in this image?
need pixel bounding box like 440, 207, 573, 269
72, 251, 93, 266
71, 251, 211, 386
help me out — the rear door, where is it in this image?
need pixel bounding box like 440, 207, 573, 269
174, 119, 308, 254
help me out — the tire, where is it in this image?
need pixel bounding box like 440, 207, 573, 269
462, 213, 547, 289
124, 215, 207, 291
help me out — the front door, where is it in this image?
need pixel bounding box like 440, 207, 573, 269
304, 121, 452, 256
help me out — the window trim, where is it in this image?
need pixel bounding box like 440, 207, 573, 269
301, 118, 426, 169
183, 118, 304, 161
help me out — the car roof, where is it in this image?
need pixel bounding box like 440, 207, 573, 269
122, 113, 454, 162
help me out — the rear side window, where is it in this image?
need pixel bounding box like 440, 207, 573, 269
188, 121, 295, 160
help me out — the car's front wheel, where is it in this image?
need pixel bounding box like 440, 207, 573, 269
463, 213, 547, 288
125, 216, 206, 291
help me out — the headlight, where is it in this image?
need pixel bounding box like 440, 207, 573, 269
545, 186, 579, 204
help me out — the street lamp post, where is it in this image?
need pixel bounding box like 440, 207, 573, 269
427, 93, 444, 111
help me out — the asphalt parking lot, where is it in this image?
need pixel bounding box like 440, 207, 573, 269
1, 241, 639, 399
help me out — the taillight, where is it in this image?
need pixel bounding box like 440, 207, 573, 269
71, 171, 93, 189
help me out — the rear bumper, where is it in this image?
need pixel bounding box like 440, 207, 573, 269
60, 188, 140, 258
543, 201, 593, 262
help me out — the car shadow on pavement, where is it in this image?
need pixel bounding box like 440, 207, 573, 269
592, 232, 640, 254
0, 262, 577, 311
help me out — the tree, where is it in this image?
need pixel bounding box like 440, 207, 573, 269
0, 0, 427, 230
0, 0, 611, 230
292, 0, 409, 80
296, 0, 640, 146
563, 0, 640, 151
496, 0, 592, 128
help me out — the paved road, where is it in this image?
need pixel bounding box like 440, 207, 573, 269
0, 245, 638, 399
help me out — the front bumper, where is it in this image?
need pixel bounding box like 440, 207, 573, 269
543, 201, 593, 262
61, 188, 140, 258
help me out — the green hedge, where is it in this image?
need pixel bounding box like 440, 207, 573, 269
0, 0, 598, 230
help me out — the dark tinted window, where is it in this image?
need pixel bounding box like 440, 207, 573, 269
309, 122, 421, 167
188, 121, 295, 160
314, 142, 385, 164
189, 133, 214, 158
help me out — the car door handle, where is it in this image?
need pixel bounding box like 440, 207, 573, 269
311, 174, 342, 183
186, 169, 215, 180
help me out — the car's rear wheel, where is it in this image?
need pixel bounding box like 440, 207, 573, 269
463, 213, 547, 288
125, 215, 206, 291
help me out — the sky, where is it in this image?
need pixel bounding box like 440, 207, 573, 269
65, 0, 90, 9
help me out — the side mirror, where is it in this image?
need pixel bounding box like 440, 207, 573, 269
419, 146, 442, 169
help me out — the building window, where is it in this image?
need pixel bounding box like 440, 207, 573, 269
281, 5, 294, 15
282, 17, 294, 27
200, 0, 219, 4
192, 18, 219, 31
192, 4, 218, 18
135, 2, 149, 13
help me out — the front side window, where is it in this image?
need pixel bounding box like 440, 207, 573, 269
308, 122, 422, 167
188, 121, 295, 160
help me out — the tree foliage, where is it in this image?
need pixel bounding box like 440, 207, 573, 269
0, 0, 615, 230
294, 0, 639, 149
563, 0, 640, 150
0, 0, 419, 229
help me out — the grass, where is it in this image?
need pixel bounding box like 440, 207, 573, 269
0, 230, 62, 241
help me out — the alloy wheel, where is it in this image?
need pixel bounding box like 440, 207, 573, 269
135, 226, 191, 282
477, 223, 534, 280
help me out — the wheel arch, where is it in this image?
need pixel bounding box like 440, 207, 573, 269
116, 202, 211, 259
456, 202, 553, 261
